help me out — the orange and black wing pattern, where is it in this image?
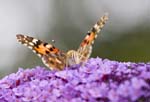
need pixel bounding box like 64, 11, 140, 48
77, 15, 108, 62
16, 34, 66, 70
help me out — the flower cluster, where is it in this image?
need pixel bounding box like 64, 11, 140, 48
0, 57, 150, 102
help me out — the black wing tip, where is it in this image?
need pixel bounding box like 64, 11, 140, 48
16, 34, 25, 40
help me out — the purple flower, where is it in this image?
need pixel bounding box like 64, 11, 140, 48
0, 57, 150, 102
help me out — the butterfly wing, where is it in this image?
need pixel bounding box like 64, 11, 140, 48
77, 15, 108, 62
16, 34, 66, 70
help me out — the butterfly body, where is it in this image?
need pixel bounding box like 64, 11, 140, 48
16, 15, 108, 70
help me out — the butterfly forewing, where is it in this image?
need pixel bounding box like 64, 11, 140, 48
77, 15, 108, 62
16, 34, 67, 70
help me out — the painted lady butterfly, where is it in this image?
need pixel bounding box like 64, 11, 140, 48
16, 14, 108, 70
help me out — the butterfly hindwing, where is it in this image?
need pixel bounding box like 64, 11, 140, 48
16, 34, 66, 70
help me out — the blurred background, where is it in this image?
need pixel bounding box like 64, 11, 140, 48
0, 0, 150, 78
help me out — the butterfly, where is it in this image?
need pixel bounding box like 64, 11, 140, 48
16, 14, 108, 70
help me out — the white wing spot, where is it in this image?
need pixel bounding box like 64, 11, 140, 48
28, 46, 33, 49
29, 42, 34, 46
37, 54, 42, 57
94, 24, 99, 30
32, 50, 36, 53
95, 34, 98, 38
32, 39, 38, 43
23, 43, 28, 46
46, 44, 52, 48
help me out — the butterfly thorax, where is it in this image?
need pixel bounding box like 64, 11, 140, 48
66, 50, 81, 67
